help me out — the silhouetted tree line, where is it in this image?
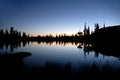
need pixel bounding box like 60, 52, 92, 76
0, 23, 101, 43
0, 27, 30, 42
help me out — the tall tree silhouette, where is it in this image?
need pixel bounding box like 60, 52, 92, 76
10, 27, 13, 35
5, 29, 9, 39
94, 23, 99, 33
103, 23, 105, 28
22, 32, 27, 38
87, 26, 90, 35
84, 22, 87, 36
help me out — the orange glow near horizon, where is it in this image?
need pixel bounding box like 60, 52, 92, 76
29, 32, 78, 37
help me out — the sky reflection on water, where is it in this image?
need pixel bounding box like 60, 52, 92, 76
1, 42, 120, 70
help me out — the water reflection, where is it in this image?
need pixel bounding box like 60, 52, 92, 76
0, 41, 30, 52
0, 41, 120, 67
0, 41, 120, 79
0, 41, 79, 52
1, 41, 120, 60
77, 43, 120, 58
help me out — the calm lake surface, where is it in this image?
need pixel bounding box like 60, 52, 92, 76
1, 42, 120, 70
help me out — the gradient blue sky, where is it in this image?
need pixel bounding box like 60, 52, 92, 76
0, 0, 120, 36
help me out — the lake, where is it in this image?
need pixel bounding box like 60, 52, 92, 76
1, 41, 120, 71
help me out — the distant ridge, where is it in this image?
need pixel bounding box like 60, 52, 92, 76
100, 25, 120, 30
93, 25, 120, 43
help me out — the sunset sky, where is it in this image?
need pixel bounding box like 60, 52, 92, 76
0, 0, 120, 36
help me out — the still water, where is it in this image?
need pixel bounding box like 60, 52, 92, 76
1, 42, 120, 70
